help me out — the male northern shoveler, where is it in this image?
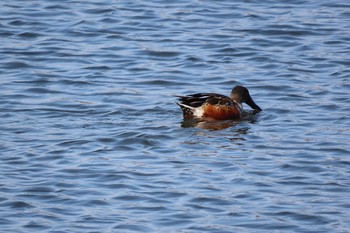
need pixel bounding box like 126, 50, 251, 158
176, 86, 261, 121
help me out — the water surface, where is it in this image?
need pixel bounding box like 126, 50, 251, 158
1, 0, 350, 232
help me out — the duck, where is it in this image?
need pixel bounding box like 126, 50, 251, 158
176, 85, 261, 121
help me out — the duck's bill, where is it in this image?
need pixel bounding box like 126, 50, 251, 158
245, 96, 262, 111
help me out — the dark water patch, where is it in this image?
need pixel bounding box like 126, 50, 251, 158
239, 28, 323, 37
24, 87, 63, 94
3, 61, 32, 69
139, 49, 181, 58
4, 201, 33, 209
114, 194, 161, 203
190, 197, 232, 206
321, 3, 350, 7
17, 32, 43, 38
57, 139, 91, 147
82, 8, 115, 15
274, 211, 330, 225
331, 60, 350, 66
8, 19, 28, 26
0, 218, 16, 226
44, 4, 70, 10
23, 221, 51, 230
60, 79, 96, 86
24, 186, 55, 194
135, 79, 185, 87
83, 65, 111, 70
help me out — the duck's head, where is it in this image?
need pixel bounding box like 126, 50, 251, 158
230, 86, 262, 111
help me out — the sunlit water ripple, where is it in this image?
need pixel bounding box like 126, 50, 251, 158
1, 0, 350, 232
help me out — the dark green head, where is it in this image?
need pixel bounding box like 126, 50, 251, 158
230, 86, 262, 111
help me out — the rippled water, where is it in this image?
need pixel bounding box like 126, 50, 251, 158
1, 0, 350, 232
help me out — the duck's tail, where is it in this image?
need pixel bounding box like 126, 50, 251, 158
176, 102, 196, 119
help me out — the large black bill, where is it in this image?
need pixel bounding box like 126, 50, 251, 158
245, 95, 262, 111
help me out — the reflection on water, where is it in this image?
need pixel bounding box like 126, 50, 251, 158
180, 110, 260, 130
181, 119, 240, 130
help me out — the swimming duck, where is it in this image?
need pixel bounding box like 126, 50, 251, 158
176, 86, 261, 121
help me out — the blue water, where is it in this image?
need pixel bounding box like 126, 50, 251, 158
1, 0, 350, 232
